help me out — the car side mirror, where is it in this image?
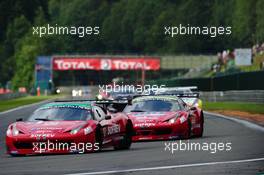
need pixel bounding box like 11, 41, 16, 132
127, 99, 132, 105
190, 106, 196, 110
105, 115, 111, 120
16, 118, 23, 122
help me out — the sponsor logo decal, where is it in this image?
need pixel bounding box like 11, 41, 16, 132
135, 123, 156, 127
53, 57, 160, 70
30, 134, 55, 140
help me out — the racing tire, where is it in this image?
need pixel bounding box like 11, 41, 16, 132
10, 153, 25, 157
196, 113, 204, 137
114, 121, 133, 150
94, 126, 103, 152
182, 117, 191, 139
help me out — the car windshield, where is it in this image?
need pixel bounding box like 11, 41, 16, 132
28, 107, 92, 121
124, 99, 181, 112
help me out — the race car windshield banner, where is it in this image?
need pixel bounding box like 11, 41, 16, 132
52, 57, 160, 70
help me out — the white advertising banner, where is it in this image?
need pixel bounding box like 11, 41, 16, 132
235, 48, 252, 66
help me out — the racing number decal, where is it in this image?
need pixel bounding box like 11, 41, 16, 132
103, 124, 121, 137
108, 124, 120, 135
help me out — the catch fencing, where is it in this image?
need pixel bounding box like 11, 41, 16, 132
148, 70, 264, 91
200, 90, 264, 103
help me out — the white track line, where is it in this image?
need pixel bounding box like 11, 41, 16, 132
65, 157, 264, 175
205, 111, 264, 132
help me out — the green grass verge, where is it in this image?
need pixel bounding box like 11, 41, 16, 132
203, 101, 264, 114
0, 95, 60, 112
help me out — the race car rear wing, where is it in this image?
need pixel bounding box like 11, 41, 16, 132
173, 92, 199, 98
132, 92, 199, 99
159, 86, 198, 91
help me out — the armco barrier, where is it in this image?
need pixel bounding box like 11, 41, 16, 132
200, 90, 264, 103
148, 70, 264, 91
0, 93, 27, 100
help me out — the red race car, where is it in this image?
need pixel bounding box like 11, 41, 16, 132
123, 95, 204, 141
6, 100, 133, 156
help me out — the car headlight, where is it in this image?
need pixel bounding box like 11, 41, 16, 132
12, 124, 20, 136
97, 94, 103, 100
6, 129, 11, 136
70, 125, 83, 135
168, 113, 180, 124
84, 126, 93, 135
169, 118, 177, 124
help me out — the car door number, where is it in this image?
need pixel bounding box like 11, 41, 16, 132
103, 124, 120, 136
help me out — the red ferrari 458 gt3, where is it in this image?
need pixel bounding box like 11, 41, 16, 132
6, 100, 133, 156
123, 95, 204, 141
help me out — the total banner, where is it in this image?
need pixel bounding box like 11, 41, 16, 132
52, 57, 160, 70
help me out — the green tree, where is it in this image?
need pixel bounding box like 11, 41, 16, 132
0, 15, 31, 86
255, 0, 264, 43
232, 0, 257, 46
12, 8, 47, 89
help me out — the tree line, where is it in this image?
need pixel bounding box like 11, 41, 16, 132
0, 0, 263, 89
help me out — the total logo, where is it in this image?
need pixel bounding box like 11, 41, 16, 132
101, 59, 112, 70
100, 59, 152, 70
112, 61, 150, 70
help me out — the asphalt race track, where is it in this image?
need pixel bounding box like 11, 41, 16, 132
0, 102, 263, 175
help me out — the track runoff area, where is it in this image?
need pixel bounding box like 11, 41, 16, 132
0, 93, 263, 175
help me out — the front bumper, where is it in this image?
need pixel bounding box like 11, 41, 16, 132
132, 121, 188, 141
6, 132, 96, 155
